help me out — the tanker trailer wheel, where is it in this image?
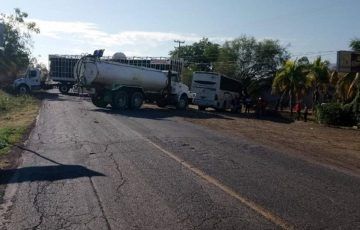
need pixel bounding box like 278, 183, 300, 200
59, 84, 70, 94
111, 90, 129, 110
176, 94, 188, 110
130, 92, 144, 109
91, 93, 108, 108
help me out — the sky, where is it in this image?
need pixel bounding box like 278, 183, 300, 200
1, 0, 359, 66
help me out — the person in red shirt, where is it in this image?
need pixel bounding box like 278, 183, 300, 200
295, 102, 302, 120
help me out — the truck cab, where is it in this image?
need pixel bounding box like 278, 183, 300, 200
13, 68, 43, 94
169, 73, 194, 106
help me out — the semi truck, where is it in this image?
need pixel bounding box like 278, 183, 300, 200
75, 50, 192, 110
13, 55, 80, 94
13, 53, 185, 95
191, 72, 242, 112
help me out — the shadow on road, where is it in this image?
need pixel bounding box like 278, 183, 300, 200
31, 90, 90, 102
92, 106, 294, 124
0, 165, 105, 184
92, 107, 234, 120
0, 145, 105, 185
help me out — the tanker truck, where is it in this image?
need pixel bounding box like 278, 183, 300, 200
74, 50, 192, 110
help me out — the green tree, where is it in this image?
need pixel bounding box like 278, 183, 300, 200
350, 38, 360, 52
333, 72, 356, 102
170, 38, 220, 86
0, 8, 39, 77
272, 59, 310, 115
214, 35, 289, 92
307, 56, 330, 104
170, 38, 220, 71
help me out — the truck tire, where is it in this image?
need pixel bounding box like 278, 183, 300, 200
198, 105, 206, 111
91, 93, 108, 108
59, 84, 70, 94
17, 84, 29, 95
130, 92, 144, 109
176, 94, 188, 110
111, 90, 129, 110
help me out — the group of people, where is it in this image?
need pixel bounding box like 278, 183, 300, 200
232, 95, 310, 122
240, 96, 267, 117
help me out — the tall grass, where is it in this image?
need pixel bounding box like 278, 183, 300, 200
0, 90, 39, 155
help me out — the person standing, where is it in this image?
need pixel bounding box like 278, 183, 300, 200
295, 102, 302, 120
303, 106, 308, 122
245, 96, 251, 114
256, 97, 263, 118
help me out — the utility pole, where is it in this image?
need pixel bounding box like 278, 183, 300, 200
174, 40, 185, 58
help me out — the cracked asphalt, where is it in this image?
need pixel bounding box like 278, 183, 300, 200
1, 91, 360, 229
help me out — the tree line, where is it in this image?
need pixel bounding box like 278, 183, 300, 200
0, 8, 359, 125
0, 8, 39, 84
170, 37, 359, 121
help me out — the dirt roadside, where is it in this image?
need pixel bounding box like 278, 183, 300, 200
182, 108, 360, 176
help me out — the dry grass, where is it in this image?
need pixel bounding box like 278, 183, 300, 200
0, 90, 39, 158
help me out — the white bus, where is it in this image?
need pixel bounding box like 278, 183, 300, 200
191, 72, 242, 112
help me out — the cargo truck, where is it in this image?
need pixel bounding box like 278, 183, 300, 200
75, 50, 192, 110
13, 55, 80, 94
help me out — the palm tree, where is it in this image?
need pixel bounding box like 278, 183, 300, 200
332, 38, 360, 103
335, 72, 357, 102
272, 60, 310, 115
307, 57, 330, 105
348, 73, 360, 122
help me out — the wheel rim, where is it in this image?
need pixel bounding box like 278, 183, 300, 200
60, 85, 68, 92
178, 98, 186, 108
133, 94, 143, 108
116, 93, 127, 108
19, 86, 27, 95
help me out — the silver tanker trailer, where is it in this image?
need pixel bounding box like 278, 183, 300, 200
74, 50, 192, 110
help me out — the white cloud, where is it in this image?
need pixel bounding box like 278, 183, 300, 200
31, 18, 231, 54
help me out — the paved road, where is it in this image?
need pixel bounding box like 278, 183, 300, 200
1, 91, 360, 229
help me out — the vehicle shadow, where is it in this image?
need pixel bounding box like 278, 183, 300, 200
0, 145, 105, 185
0, 165, 105, 184
211, 110, 295, 124
91, 106, 234, 120
31, 90, 90, 102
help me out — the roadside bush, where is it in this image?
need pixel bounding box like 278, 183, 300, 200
0, 90, 36, 113
0, 127, 25, 155
315, 103, 356, 126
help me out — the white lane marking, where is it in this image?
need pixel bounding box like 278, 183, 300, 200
145, 138, 294, 230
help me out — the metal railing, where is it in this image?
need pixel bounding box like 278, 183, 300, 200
48, 54, 184, 80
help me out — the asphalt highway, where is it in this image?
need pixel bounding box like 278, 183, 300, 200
1, 91, 359, 229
